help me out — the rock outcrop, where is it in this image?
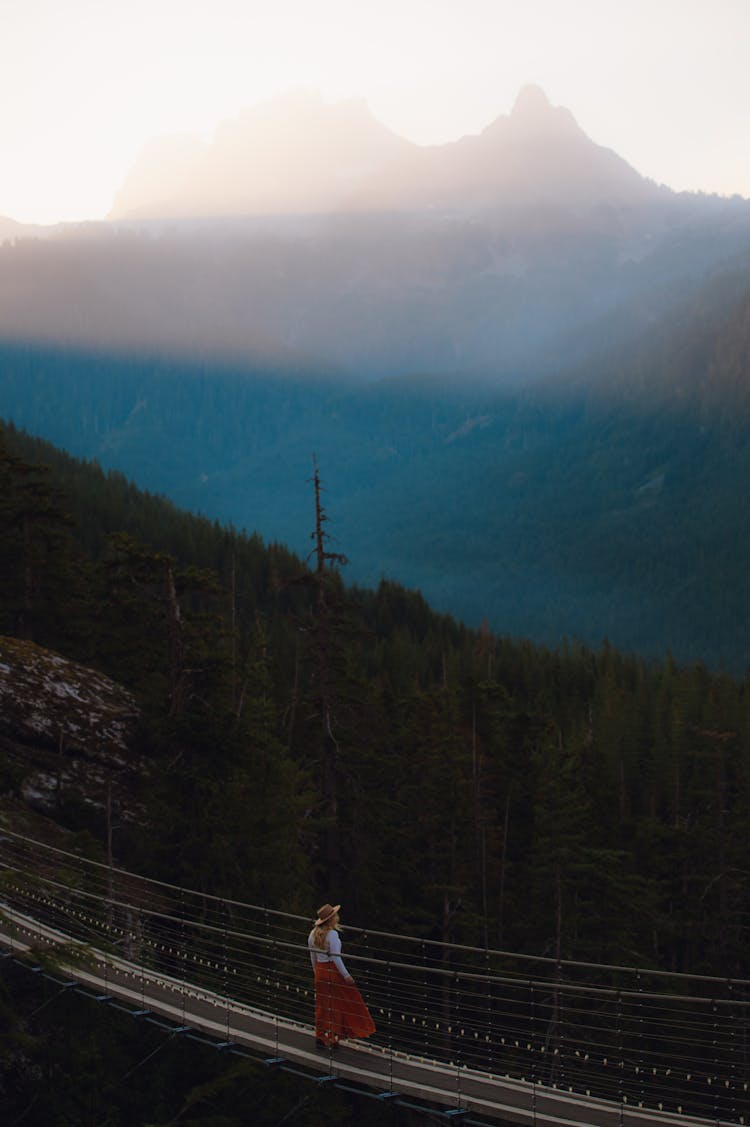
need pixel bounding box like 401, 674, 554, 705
0, 636, 146, 827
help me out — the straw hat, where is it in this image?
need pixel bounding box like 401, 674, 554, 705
314, 903, 340, 926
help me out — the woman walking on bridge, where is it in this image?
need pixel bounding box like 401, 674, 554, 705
308, 903, 376, 1049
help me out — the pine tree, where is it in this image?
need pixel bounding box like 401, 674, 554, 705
285, 457, 353, 893
0, 434, 80, 647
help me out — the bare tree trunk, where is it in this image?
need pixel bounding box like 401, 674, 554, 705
310, 456, 347, 885
229, 552, 238, 713
472, 704, 489, 948
555, 861, 563, 961
165, 562, 185, 717
286, 635, 300, 753
106, 777, 115, 930
498, 790, 511, 947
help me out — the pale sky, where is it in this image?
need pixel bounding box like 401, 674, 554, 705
2, 0, 748, 225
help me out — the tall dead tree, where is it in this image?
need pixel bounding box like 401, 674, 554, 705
307, 456, 348, 887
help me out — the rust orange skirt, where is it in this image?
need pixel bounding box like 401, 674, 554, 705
314, 962, 376, 1046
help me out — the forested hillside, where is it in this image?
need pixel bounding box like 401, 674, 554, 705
1, 420, 748, 977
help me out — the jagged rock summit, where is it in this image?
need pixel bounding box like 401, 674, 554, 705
352, 83, 656, 216
108, 85, 660, 222
511, 83, 571, 124
512, 83, 552, 115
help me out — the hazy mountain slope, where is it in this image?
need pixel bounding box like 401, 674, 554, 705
108, 86, 663, 222
3, 200, 749, 381
350, 85, 662, 216
110, 90, 415, 220
2, 263, 750, 671
3, 89, 749, 379
0, 215, 28, 241
0, 214, 637, 376
0, 228, 335, 370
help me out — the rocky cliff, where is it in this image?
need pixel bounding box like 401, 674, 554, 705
0, 636, 146, 837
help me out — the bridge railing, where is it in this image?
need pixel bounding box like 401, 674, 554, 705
1, 829, 748, 1124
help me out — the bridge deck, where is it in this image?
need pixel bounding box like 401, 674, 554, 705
0, 906, 729, 1127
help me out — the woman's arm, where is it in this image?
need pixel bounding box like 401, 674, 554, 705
327, 930, 354, 982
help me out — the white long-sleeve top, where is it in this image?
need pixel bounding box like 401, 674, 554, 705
308, 927, 350, 978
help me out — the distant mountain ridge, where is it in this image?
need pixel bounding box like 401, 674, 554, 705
0, 215, 47, 242
108, 85, 664, 222
109, 89, 415, 220
349, 85, 665, 219
2, 86, 750, 380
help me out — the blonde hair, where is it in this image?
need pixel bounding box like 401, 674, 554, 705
312, 917, 337, 950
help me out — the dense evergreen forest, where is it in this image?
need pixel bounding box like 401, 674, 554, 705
1, 420, 749, 1124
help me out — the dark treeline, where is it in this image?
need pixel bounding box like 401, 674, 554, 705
2, 419, 748, 980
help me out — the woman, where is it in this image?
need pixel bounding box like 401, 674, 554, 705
308, 902, 376, 1048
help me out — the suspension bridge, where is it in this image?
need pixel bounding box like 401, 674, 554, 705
0, 829, 747, 1126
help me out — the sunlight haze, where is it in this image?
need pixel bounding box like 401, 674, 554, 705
2, 0, 749, 224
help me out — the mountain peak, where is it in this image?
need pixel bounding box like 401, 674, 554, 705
511, 84, 552, 119
505, 84, 581, 140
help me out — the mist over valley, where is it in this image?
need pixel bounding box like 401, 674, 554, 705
2, 87, 750, 670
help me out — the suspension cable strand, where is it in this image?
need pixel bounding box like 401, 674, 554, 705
387, 955, 394, 1092
121, 1026, 175, 1081
27, 977, 77, 1018
223, 897, 232, 1047
616, 989, 624, 1127
727, 979, 737, 1124
636, 967, 644, 1111
530, 979, 537, 1126
711, 997, 719, 1125
558, 962, 567, 1096
269, 906, 280, 1062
